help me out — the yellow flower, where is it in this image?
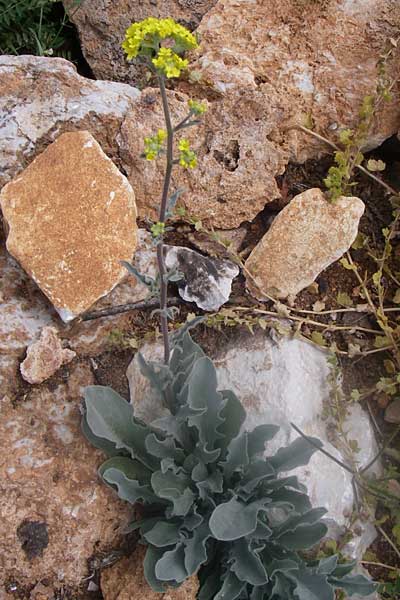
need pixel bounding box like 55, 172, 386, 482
143, 129, 167, 160
188, 99, 207, 115
122, 17, 198, 61
178, 139, 197, 169
152, 48, 188, 78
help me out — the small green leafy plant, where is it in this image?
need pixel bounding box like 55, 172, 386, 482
82, 16, 376, 599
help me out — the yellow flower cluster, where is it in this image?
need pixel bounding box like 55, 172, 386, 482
178, 139, 197, 169
152, 48, 189, 79
122, 17, 198, 78
143, 129, 167, 160
188, 99, 207, 115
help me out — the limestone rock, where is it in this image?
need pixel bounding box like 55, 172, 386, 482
127, 331, 378, 540
0, 362, 131, 589
0, 131, 138, 321
245, 188, 364, 299
0, 55, 139, 187
63, 0, 217, 84
165, 245, 239, 311
101, 546, 199, 600
0, 247, 57, 395
192, 0, 400, 160
119, 88, 287, 228
20, 327, 75, 385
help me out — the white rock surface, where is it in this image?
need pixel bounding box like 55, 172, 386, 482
0, 55, 139, 187
165, 246, 239, 311
127, 332, 378, 545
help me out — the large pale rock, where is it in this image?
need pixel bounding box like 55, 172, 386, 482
101, 546, 199, 600
119, 87, 287, 228
0, 55, 139, 187
165, 245, 239, 311
245, 188, 365, 299
0, 362, 131, 589
127, 331, 378, 540
63, 0, 217, 83
192, 0, 400, 160
0, 131, 138, 322
20, 327, 75, 385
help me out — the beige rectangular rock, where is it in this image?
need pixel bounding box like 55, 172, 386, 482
0, 131, 138, 321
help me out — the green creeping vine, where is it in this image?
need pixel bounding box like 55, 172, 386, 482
82, 325, 375, 599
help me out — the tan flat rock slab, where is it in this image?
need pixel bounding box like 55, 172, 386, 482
245, 188, 365, 299
0, 131, 138, 321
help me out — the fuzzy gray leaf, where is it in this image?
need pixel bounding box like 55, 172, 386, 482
184, 522, 211, 575
277, 522, 328, 550
155, 543, 187, 583
269, 436, 323, 472
214, 571, 246, 600
102, 467, 157, 504
209, 497, 271, 541
328, 574, 377, 596
286, 570, 335, 600
143, 521, 182, 547
230, 538, 268, 585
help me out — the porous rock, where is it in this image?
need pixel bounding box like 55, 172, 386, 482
119, 87, 287, 228
245, 188, 365, 299
0, 362, 131, 589
127, 331, 378, 540
63, 0, 217, 83
0, 55, 139, 187
0, 131, 138, 322
20, 327, 75, 385
101, 546, 199, 600
192, 0, 400, 160
165, 245, 239, 311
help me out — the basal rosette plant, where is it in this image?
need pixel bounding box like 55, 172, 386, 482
82, 327, 375, 599
82, 17, 376, 600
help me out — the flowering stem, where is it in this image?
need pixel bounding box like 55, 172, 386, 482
157, 75, 174, 363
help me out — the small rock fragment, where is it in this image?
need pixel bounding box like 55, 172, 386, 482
0, 131, 138, 321
165, 246, 239, 311
20, 327, 75, 385
245, 188, 364, 299
384, 398, 400, 424
101, 546, 199, 600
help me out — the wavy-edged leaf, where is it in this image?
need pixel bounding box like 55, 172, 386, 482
286, 570, 335, 600
103, 467, 157, 504
216, 389, 246, 455
184, 521, 211, 575
240, 460, 275, 494
209, 497, 271, 541
317, 555, 338, 575
248, 424, 280, 457
151, 469, 195, 517
328, 574, 377, 596
221, 432, 249, 478
81, 413, 123, 457
145, 433, 185, 463
269, 436, 323, 472
144, 545, 167, 592
230, 538, 268, 585
143, 521, 182, 547
99, 456, 151, 484
155, 543, 187, 583
214, 571, 246, 600
84, 386, 159, 470
278, 522, 328, 550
